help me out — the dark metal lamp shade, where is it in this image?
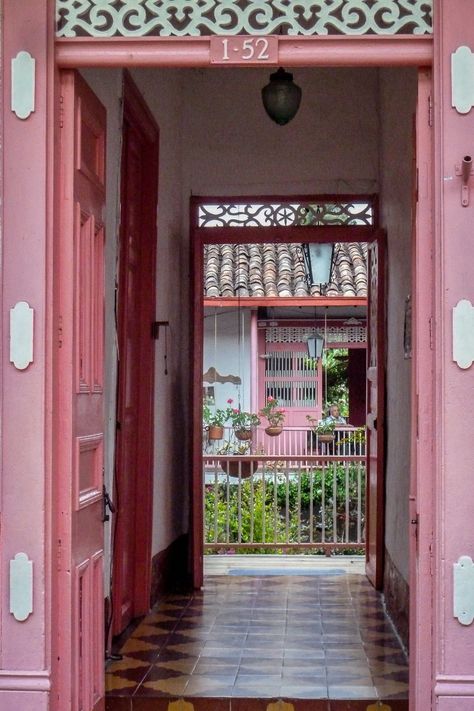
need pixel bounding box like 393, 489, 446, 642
302, 242, 335, 287
307, 334, 325, 361
261, 68, 302, 126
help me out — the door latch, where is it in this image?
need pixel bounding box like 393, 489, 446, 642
102, 484, 116, 523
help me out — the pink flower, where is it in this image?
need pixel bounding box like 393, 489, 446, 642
232, 408, 239, 414
227, 398, 233, 404
267, 396, 275, 403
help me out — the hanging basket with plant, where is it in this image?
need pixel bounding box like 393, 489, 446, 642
229, 408, 261, 441
306, 415, 336, 443
202, 400, 234, 440
259, 396, 286, 436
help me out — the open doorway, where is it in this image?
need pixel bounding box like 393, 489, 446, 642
55, 63, 426, 709
192, 201, 379, 573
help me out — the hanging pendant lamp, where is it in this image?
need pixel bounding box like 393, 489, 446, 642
261, 67, 302, 125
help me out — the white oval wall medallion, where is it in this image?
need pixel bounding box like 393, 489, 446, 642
11, 51, 36, 120
454, 555, 474, 625
10, 301, 34, 370
452, 46, 474, 114
10, 553, 33, 622
452, 299, 474, 369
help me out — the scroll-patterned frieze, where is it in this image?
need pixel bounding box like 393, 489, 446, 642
56, 1, 433, 38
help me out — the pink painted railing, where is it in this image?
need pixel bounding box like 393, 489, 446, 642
203, 425, 366, 459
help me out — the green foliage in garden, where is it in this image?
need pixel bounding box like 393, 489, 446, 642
204, 465, 365, 548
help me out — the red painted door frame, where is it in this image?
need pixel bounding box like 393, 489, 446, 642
190, 195, 383, 588
112, 71, 159, 635
365, 233, 386, 590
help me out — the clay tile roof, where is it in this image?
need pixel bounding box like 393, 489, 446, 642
203, 243, 367, 298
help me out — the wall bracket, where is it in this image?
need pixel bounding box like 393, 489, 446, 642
452, 46, 474, 114
454, 555, 474, 625
453, 299, 474, 369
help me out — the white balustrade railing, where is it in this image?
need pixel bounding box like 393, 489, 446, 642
203, 454, 366, 553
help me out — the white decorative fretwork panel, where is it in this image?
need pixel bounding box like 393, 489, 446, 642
266, 326, 367, 344
56, 1, 433, 38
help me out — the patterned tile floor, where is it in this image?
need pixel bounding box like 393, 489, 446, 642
106, 573, 408, 710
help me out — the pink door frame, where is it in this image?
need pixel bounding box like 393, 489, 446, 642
6, 4, 474, 710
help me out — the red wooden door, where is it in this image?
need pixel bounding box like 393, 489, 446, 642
112, 74, 158, 636
55, 71, 106, 711
365, 235, 385, 589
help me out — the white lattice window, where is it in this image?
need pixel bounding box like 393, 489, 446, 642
56, 1, 433, 38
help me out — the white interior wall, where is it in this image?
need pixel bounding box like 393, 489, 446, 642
129, 69, 189, 556
203, 308, 252, 411
379, 67, 417, 583
181, 67, 379, 197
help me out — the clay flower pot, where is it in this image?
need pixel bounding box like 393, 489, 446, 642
208, 425, 224, 440
265, 425, 283, 436
222, 459, 258, 479
318, 433, 335, 444
234, 428, 252, 441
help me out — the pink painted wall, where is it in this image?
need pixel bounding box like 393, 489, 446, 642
0, 1, 54, 707
433, 2, 474, 703
379, 67, 418, 585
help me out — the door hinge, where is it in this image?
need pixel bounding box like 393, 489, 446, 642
56, 538, 62, 572
59, 95, 64, 129
428, 94, 433, 127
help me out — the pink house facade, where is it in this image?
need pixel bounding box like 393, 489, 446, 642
2, 1, 474, 710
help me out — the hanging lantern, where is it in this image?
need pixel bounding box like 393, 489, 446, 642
302, 242, 334, 287
307, 333, 325, 361
261, 68, 302, 126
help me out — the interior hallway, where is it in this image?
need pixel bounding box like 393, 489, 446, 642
105, 561, 408, 710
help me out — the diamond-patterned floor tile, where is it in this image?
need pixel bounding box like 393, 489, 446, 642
105, 570, 409, 707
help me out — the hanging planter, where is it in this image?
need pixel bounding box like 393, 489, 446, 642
265, 425, 283, 437
221, 459, 259, 479
259, 398, 286, 438
208, 425, 224, 440
318, 433, 335, 444
234, 428, 253, 441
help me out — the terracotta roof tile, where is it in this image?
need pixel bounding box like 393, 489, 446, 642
204, 243, 367, 298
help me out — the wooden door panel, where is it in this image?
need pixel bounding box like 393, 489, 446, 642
56, 70, 106, 711
365, 237, 385, 589
112, 74, 158, 636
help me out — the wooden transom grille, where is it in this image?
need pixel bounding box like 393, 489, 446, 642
56, 1, 433, 38
198, 200, 374, 228
265, 326, 367, 345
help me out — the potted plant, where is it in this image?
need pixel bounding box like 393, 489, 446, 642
306, 415, 336, 443
259, 397, 285, 436
229, 407, 261, 440
203, 400, 233, 440
216, 439, 260, 479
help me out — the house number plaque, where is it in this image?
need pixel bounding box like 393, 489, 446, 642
210, 36, 278, 64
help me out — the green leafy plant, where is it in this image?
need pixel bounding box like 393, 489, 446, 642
229, 408, 261, 430
203, 398, 235, 428
259, 397, 286, 427
306, 414, 336, 435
